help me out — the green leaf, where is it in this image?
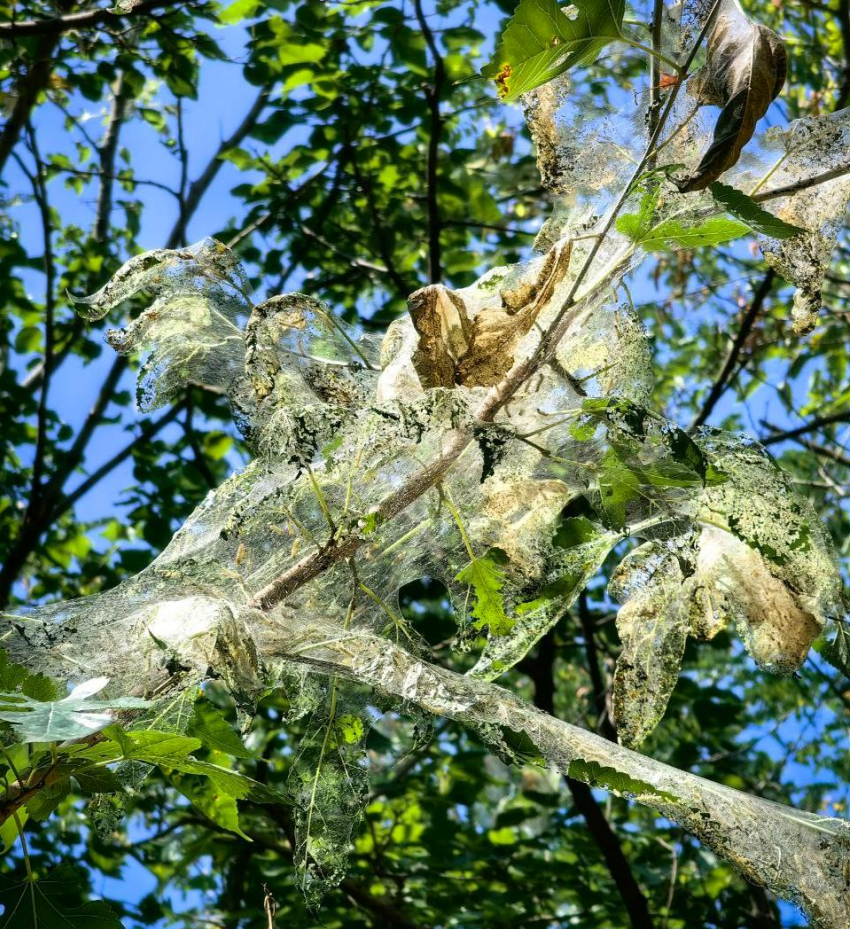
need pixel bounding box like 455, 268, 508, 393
0, 864, 124, 928
187, 699, 256, 759
71, 765, 123, 795
567, 758, 676, 802
334, 714, 365, 745
0, 678, 148, 743
0, 650, 28, 692
617, 214, 751, 251
481, 0, 625, 102
822, 623, 850, 679
661, 423, 726, 486
596, 447, 643, 530
455, 551, 513, 636
75, 728, 286, 805
26, 778, 71, 821
170, 769, 252, 840
0, 810, 26, 853
21, 673, 59, 703
710, 182, 804, 239
219, 0, 260, 24
497, 725, 546, 767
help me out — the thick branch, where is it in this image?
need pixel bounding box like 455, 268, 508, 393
253, 615, 850, 928
0, 34, 61, 177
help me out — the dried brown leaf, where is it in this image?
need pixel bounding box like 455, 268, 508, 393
679, 0, 786, 192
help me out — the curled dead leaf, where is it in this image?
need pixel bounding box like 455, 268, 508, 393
678, 0, 787, 192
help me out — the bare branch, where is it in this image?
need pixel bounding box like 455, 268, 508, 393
168, 85, 270, 249
413, 0, 446, 283
0, 0, 186, 37
761, 410, 850, 445
754, 162, 850, 203
690, 270, 776, 429
95, 72, 133, 242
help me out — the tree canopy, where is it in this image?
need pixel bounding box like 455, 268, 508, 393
2, 1, 850, 927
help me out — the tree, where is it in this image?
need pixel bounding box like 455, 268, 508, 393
2, 1, 850, 927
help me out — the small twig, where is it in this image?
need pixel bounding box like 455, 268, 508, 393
263, 883, 277, 929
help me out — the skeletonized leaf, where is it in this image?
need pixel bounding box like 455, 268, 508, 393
287, 686, 371, 906
481, 0, 624, 102
472, 516, 619, 679
609, 543, 690, 749
678, 0, 787, 192
757, 108, 850, 333
710, 181, 803, 238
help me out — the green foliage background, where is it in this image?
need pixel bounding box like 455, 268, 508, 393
1, 0, 849, 926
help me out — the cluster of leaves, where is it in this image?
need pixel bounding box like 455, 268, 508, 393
0, 648, 288, 923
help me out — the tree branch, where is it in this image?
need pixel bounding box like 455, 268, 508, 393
527, 630, 656, 928
760, 410, 850, 445
761, 421, 850, 468
754, 162, 850, 204
22, 128, 56, 504
169, 84, 270, 249
0, 89, 272, 605
0, 33, 62, 177
247, 4, 726, 614
94, 72, 133, 242
58, 400, 187, 517
690, 270, 776, 429
184, 393, 218, 489
250, 616, 850, 927
413, 0, 445, 284
834, 0, 850, 109
0, 0, 184, 37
